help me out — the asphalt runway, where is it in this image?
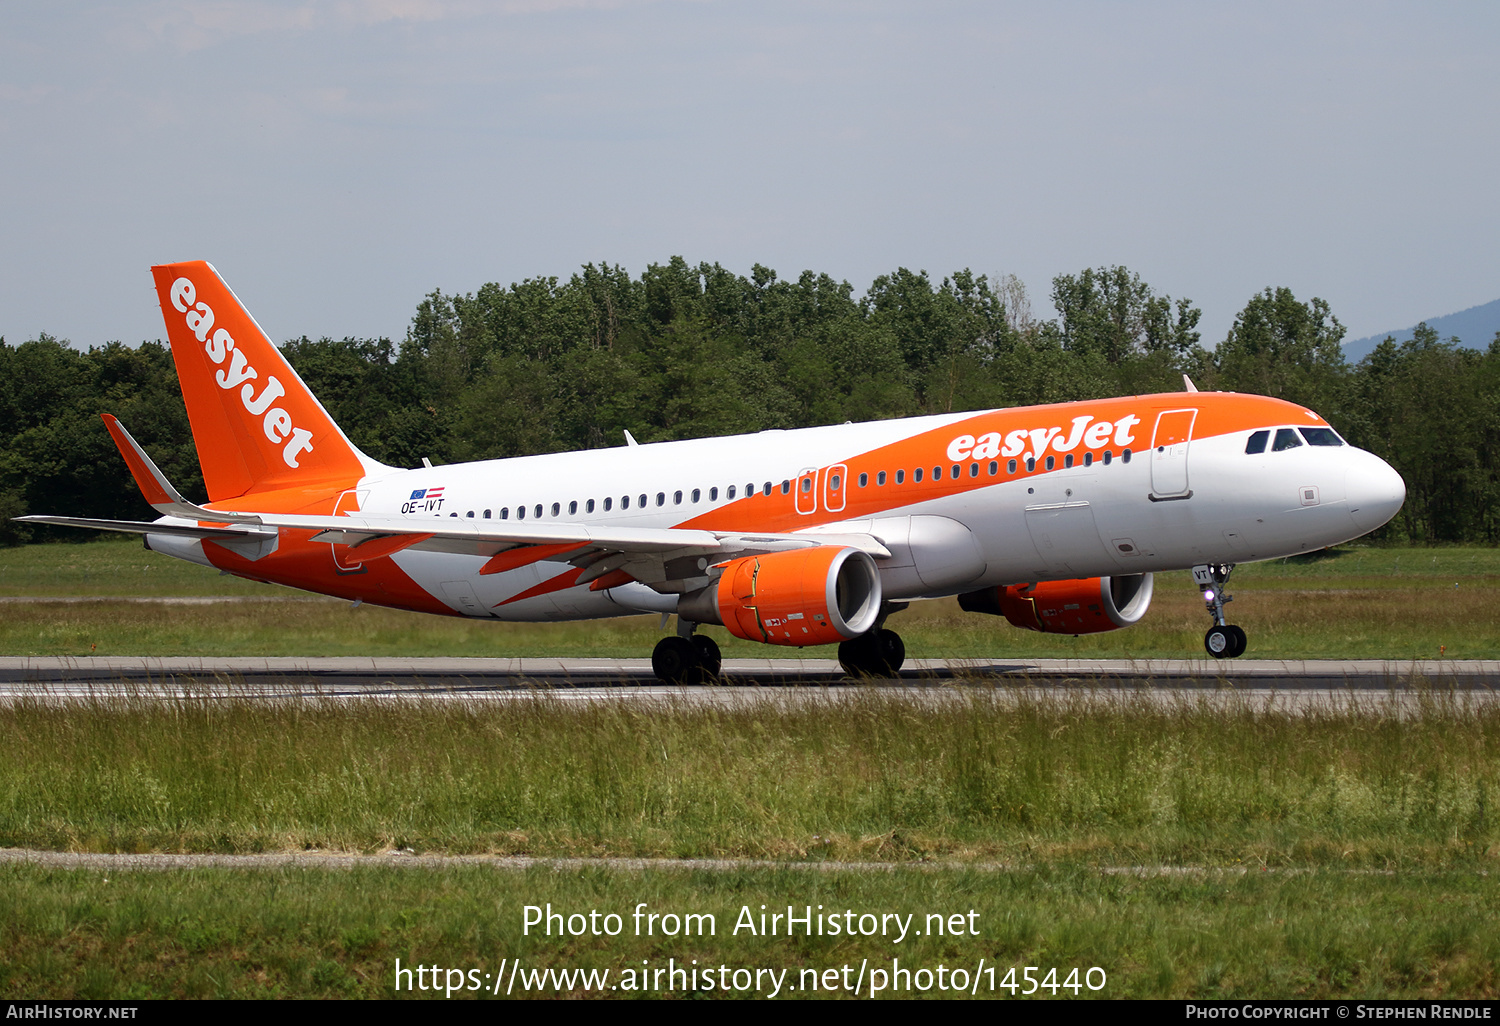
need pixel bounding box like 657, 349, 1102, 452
0, 656, 1494, 699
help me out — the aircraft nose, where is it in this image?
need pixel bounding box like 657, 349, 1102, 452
1347, 451, 1405, 535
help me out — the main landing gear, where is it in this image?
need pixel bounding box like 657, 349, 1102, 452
651, 621, 722, 685
838, 628, 906, 678
1193, 563, 1247, 658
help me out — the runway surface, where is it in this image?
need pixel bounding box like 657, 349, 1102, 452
0, 655, 1494, 699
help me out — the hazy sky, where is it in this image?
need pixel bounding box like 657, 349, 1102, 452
2, 1, 1496, 351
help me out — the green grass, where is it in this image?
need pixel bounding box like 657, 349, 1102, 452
1, 538, 1497, 658
1, 862, 1496, 999
2, 689, 1496, 866
4, 538, 1500, 999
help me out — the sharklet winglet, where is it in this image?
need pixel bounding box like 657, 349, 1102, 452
101, 414, 261, 524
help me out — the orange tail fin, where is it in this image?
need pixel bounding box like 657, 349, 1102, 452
150, 261, 383, 501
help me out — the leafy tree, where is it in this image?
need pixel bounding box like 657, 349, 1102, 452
1216, 287, 1347, 409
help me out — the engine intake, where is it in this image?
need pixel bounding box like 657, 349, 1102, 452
958, 574, 1153, 635
679, 546, 882, 646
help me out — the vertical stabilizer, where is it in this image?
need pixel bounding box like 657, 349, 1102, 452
150, 261, 382, 501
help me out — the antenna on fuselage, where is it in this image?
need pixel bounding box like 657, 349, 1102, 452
624, 430, 639, 447
1183, 374, 1199, 393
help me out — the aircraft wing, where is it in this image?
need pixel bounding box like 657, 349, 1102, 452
22, 414, 890, 596
16, 511, 889, 594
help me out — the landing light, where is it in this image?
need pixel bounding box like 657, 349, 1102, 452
1202, 589, 1216, 602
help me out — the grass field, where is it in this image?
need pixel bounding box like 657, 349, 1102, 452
2, 862, 1496, 999
2, 537, 1498, 658
3, 538, 1498, 999
1, 689, 1498, 999
3, 689, 1494, 864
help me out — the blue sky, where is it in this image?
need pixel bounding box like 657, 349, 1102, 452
2, 1, 1496, 350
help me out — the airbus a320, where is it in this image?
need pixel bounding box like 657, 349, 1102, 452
21, 261, 1407, 681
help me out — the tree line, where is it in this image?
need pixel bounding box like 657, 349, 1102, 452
3, 257, 1497, 545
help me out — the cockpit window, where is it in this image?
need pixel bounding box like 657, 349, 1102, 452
1245, 430, 1269, 455
1300, 427, 1344, 446
1272, 428, 1303, 451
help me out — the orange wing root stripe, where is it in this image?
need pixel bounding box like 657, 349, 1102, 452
495, 567, 585, 606
480, 542, 586, 576
586, 569, 636, 592
346, 533, 435, 562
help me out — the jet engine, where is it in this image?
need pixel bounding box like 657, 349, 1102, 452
958, 574, 1154, 635
678, 546, 883, 646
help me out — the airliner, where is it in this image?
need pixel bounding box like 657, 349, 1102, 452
20, 261, 1407, 682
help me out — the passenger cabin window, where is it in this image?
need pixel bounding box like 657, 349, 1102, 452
1272, 428, 1303, 452
951, 464, 961, 478
586, 499, 595, 513
914, 467, 923, 483
656, 493, 665, 507
1082, 453, 1092, 468
516, 506, 526, 520
692, 488, 701, 502
639, 494, 647, 507
466, 510, 474, 518
568, 500, 578, 515
895, 470, 904, 484
1245, 430, 1270, 454
763, 482, 772, 496
1007, 459, 1017, 473
1103, 451, 1112, 465
780, 480, 790, 494
550, 503, 559, 517
933, 466, 942, 480
800, 478, 811, 493
1025, 457, 1036, 472
877, 471, 886, 486
483, 509, 491, 518
1044, 456, 1055, 470
858, 473, 868, 487
970, 462, 979, 477
726, 485, 736, 500
536, 504, 544, 518
1301, 427, 1344, 446
604, 497, 612, 511
500, 508, 509, 519
709, 487, 718, 501
673, 490, 682, 505
1122, 449, 1132, 463
621, 496, 629, 509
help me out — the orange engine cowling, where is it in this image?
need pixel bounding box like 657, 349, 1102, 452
679, 546, 883, 646
958, 574, 1154, 635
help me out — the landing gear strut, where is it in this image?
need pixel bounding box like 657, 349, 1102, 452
1193, 563, 1247, 658
650, 620, 721, 684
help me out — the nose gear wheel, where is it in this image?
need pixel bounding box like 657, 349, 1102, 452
1193, 563, 1247, 658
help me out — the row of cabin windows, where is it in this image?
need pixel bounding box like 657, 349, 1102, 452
1244, 427, 1345, 454
460, 481, 785, 521
858, 449, 1132, 488
451, 448, 1137, 520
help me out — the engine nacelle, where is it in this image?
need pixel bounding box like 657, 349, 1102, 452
958, 574, 1154, 635
678, 546, 883, 646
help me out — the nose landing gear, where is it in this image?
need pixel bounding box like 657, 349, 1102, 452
1192, 563, 1247, 658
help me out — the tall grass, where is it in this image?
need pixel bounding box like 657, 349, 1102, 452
2, 687, 1495, 865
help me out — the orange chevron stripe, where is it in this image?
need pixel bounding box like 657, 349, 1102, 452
496, 567, 585, 606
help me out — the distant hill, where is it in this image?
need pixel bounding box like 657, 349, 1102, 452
1343, 297, 1500, 363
